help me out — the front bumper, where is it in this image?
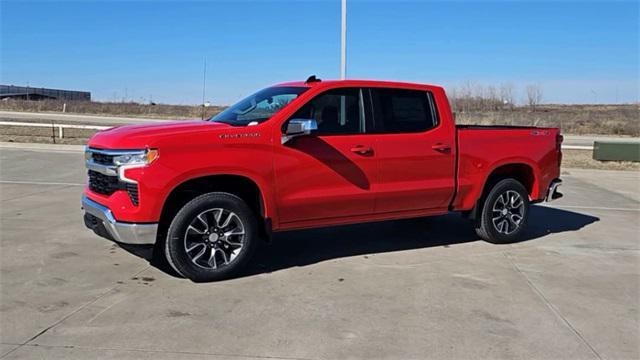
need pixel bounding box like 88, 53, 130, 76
82, 195, 158, 245
545, 179, 563, 202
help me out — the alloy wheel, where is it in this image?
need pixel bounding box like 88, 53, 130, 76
491, 190, 525, 235
183, 208, 245, 270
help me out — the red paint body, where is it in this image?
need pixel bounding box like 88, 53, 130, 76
85, 80, 561, 231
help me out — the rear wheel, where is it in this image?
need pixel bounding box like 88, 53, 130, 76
164, 192, 258, 282
475, 178, 529, 244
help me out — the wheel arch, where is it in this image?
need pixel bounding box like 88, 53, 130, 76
157, 173, 272, 244
483, 162, 537, 198
466, 161, 538, 221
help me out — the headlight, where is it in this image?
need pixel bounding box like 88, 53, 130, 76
113, 149, 159, 166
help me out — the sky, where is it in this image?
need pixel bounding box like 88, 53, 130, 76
1, 0, 638, 105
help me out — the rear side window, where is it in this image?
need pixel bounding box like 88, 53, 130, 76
371, 88, 438, 133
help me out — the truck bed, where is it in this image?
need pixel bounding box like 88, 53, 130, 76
457, 124, 548, 130
451, 125, 562, 211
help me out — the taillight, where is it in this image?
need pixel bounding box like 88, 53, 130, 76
556, 134, 564, 151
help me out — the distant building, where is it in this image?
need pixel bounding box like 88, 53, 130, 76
0, 85, 91, 101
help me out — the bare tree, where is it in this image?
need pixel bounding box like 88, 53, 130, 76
459, 81, 474, 112
526, 84, 543, 111
448, 81, 505, 112
486, 85, 498, 110
500, 83, 515, 110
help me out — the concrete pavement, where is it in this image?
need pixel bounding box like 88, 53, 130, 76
0, 144, 638, 359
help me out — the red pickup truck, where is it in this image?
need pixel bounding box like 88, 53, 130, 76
83, 77, 563, 281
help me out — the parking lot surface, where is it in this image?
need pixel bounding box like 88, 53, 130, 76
0, 144, 638, 360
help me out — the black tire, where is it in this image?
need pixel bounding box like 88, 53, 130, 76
475, 178, 529, 244
164, 192, 258, 282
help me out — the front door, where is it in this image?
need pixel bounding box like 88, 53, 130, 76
273, 87, 377, 225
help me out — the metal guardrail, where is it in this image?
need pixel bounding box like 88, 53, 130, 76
0, 121, 110, 139
0, 120, 599, 150
562, 145, 595, 150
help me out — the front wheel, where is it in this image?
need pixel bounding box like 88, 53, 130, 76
475, 178, 530, 244
164, 192, 258, 282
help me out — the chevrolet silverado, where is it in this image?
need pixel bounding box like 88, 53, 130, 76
83, 77, 563, 281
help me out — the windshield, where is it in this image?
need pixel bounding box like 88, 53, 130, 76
210, 86, 309, 126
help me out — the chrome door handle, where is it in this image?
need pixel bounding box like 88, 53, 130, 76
350, 145, 373, 155
431, 143, 451, 152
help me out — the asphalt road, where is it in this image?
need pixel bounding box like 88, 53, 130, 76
1, 111, 637, 147
0, 143, 639, 359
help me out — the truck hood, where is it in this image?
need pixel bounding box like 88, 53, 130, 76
88, 120, 231, 149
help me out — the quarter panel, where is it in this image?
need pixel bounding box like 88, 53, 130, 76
453, 128, 560, 210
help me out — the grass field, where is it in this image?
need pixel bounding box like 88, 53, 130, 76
0, 99, 225, 120
1, 100, 638, 136
1, 100, 638, 171
454, 104, 639, 136
560, 149, 639, 171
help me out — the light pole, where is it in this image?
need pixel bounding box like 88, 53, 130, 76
201, 57, 207, 120
340, 0, 347, 80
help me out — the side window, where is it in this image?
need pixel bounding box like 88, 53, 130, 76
371, 88, 438, 133
291, 88, 364, 135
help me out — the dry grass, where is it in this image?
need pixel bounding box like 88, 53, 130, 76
1, 99, 639, 171
455, 104, 639, 136
1, 100, 638, 136
561, 149, 640, 171
0, 126, 95, 145
0, 99, 225, 119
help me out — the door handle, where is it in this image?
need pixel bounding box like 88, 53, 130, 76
350, 145, 373, 155
431, 143, 451, 152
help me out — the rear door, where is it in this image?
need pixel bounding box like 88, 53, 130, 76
273, 87, 377, 225
369, 87, 456, 213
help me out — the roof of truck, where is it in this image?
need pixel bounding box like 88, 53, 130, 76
275, 79, 444, 91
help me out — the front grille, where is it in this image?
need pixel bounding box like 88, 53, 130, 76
86, 149, 141, 207
87, 171, 140, 207
126, 183, 139, 206
91, 152, 115, 165
88, 170, 119, 195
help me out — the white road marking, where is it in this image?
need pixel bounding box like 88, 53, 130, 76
541, 204, 640, 212
0, 180, 85, 186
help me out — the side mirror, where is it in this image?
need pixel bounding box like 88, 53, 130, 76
282, 118, 317, 144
